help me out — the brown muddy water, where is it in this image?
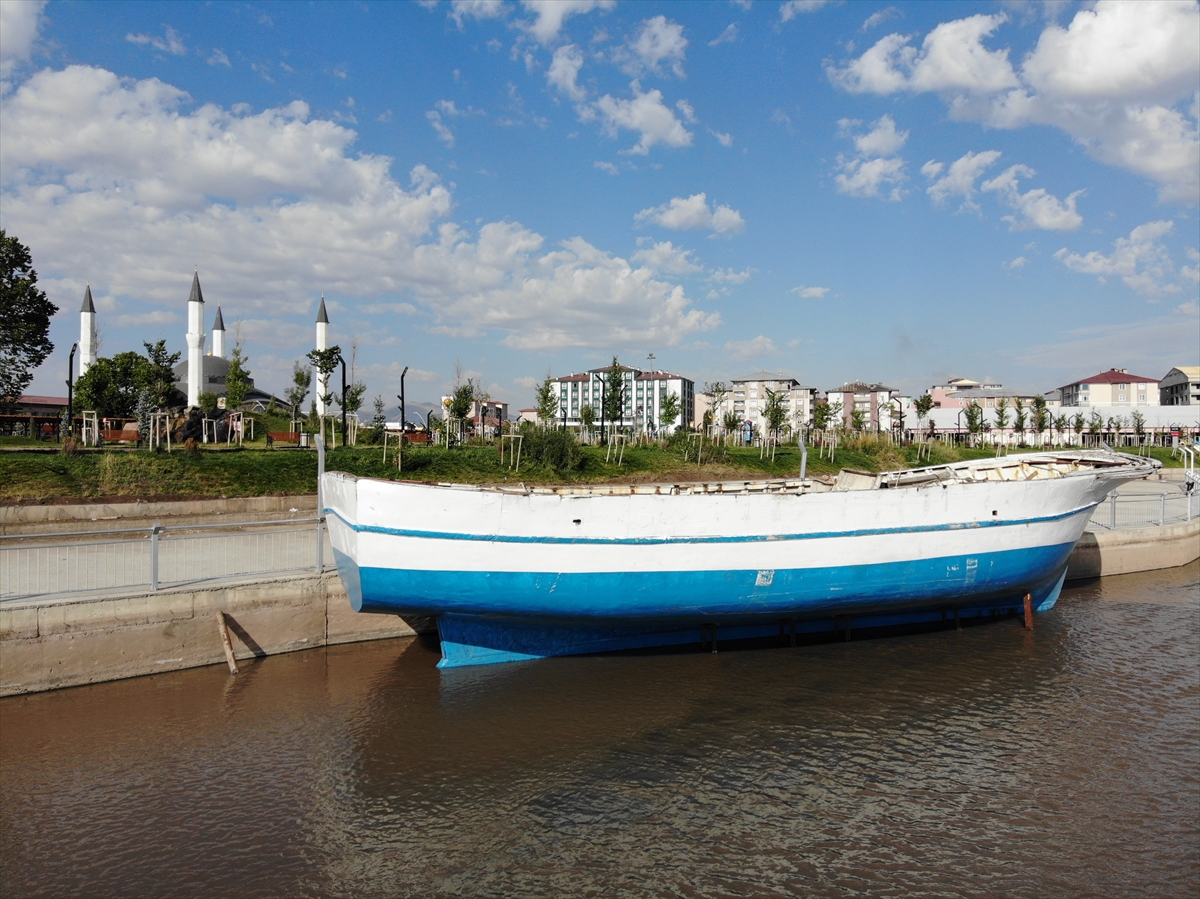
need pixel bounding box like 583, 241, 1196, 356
2, 562, 1197, 899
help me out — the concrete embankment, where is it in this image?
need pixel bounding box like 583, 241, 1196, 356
1066, 518, 1199, 581
0, 570, 430, 696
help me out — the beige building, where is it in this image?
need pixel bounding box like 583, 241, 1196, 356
715, 372, 816, 435
826, 381, 898, 431
1160, 366, 1200, 405
1057, 369, 1159, 406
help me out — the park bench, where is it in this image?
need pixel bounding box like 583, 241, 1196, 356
99, 425, 139, 445
267, 431, 302, 448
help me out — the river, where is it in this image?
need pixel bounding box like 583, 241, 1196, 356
2, 562, 1197, 898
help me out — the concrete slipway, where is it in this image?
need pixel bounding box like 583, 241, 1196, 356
2, 476, 1196, 697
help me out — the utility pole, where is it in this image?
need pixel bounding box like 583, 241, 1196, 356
397, 366, 409, 447
66, 342, 78, 439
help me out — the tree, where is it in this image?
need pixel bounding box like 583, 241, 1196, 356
285, 362, 311, 420
1131, 410, 1146, 443
534, 373, 558, 427
659, 391, 681, 433
722, 409, 741, 436
1071, 412, 1085, 445
763, 387, 788, 442
913, 393, 934, 439
0, 231, 58, 412
1088, 410, 1104, 440
307, 346, 341, 411
225, 342, 251, 410
141, 340, 183, 408
964, 400, 984, 445
1012, 397, 1027, 444
812, 400, 835, 433
198, 392, 220, 417
75, 351, 151, 417
1054, 414, 1068, 446
994, 397, 1010, 433
850, 406, 866, 432
603, 357, 626, 430
370, 394, 387, 444
1031, 395, 1049, 443
705, 380, 729, 434
448, 380, 476, 443
579, 402, 596, 437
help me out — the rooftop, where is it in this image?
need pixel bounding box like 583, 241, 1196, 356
1059, 368, 1159, 389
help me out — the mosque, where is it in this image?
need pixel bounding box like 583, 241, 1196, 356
77, 270, 326, 412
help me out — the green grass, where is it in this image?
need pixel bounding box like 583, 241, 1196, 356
8, 434, 1155, 503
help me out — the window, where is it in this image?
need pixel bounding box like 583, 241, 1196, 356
1138, 394, 1146, 402
1117, 383, 1128, 390
1118, 394, 1126, 402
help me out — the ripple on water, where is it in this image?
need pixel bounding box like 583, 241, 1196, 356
1, 562, 1197, 899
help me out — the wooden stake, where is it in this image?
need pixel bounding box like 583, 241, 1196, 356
216, 612, 239, 675
1023, 593, 1034, 631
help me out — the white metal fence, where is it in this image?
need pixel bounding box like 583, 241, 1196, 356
0, 518, 326, 602
1088, 491, 1196, 530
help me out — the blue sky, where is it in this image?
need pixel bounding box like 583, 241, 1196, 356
3, 0, 1197, 408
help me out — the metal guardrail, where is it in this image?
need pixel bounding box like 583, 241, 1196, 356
1088, 491, 1196, 530
0, 518, 327, 602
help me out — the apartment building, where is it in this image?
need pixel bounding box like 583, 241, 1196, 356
826, 381, 899, 431
1160, 366, 1200, 405
553, 365, 694, 435
1057, 369, 1160, 406
714, 371, 816, 435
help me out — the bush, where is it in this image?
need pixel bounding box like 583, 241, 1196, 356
519, 424, 584, 470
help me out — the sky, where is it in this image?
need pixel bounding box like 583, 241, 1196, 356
2, 0, 1198, 410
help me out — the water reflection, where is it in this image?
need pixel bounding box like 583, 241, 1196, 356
2, 562, 1196, 899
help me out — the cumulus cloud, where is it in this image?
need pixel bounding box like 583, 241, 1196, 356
708, 267, 754, 285
725, 336, 777, 359
0, 64, 718, 353
780, 1, 829, 23
835, 116, 908, 200
709, 23, 738, 47
207, 49, 231, 67
1004, 256, 1028, 269
593, 82, 693, 154
981, 164, 1084, 231
634, 193, 745, 234
631, 240, 703, 275
126, 25, 187, 56
709, 129, 733, 147
426, 109, 455, 145
618, 15, 687, 79
827, 2, 1200, 203
0, 0, 46, 78
593, 160, 618, 175
449, 0, 508, 29
791, 285, 829, 298
547, 43, 586, 100
1054, 220, 1182, 296
862, 7, 900, 30
923, 149, 1001, 209
520, 0, 615, 45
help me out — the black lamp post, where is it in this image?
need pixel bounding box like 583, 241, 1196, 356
65, 342, 78, 439
339, 354, 347, 442
397, 365, 409, 447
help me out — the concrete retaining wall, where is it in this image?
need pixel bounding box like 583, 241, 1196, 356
1, 495, 318, 535
0, 572, 431, 697
1066, 518, 1199, 581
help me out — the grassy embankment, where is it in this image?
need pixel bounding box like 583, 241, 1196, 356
0, 430, 1182, 504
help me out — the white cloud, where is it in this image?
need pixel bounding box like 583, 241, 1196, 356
780, 1, 829, 24
708, 267, 754, 285
426, 109, 455, 146
593, 160, 618, 175
828, 3, 1200, 203
1054, 220, 1182, 296
449, 0, 508, 29
1004, 256, 1028, 269
547, 43, 586, 100
520, 0, 615, 45
1182, 247, 1200, 283
619, 15, 687, 79
631, 240, 703, 275
709, 129, 733, 147
634, 193, 745, 234
709, 23, 738, 47
981, 164, 1083, 231
207, 49, 231, 67
835, 116, 908, 201
593, 82, 693, 154
924, 149, 1001, 208
725, 336, 778, 359
0, 64, 717, 354
862, 7, 900, 30
116, 309, 180, 328
791, 285, 829, 298
0, 0, 46, 78
126, 25, 187, 57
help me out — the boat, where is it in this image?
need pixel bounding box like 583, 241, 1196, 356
321, 449, 1159, 668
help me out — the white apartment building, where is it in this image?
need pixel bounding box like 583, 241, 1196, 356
1058, 369, 1160, 406
553, 365, 695, 435
715, 371, 816, 436
826, 381, 899, 431
1160, 367, 1200, 405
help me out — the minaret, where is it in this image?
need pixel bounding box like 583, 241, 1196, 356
79, 284, 97, 376
210, 305, 226, 359
315, 293, 329, 416
186, 270, 206, 408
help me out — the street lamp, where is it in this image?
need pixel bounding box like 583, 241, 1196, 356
65, 342, 78, 439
